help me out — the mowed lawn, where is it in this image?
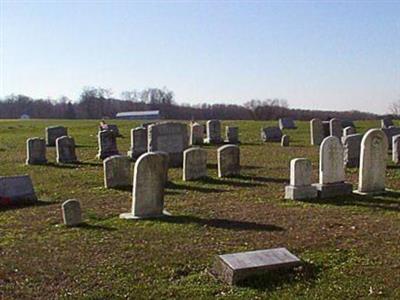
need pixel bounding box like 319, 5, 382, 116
0, 119, 399, 299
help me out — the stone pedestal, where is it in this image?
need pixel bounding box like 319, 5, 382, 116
313, 182, 353, 198
285, 185, 317, 200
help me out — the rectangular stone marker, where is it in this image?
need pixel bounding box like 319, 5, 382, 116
183, 148, 207, 181
213, 248, 301, 285
342, 133, 362, 168
279, 117, 296, 129
190, 122, 204, 146
310, 118, 324, 146
285, 158, 317, 200
381, 118, 394, 129
329, 118, 342, 138
218, 145, 240, 177
225, 126, 239, 144
382, 127, 400, 150
56, 136, 78, 163
97, 130, 119, 160
393, 134, 400, 164
127, 127, 148, 160
322, 121, 330, 138
261, 127, 282, 142
46, 126, 68, 146
107, 124, 121, 137
0, 175, 37, 206
62, 199, 82, 227
26, 137, 47, 165
103, 155, 132, 188
341, 120, 355, 128
204, 120, 223, 144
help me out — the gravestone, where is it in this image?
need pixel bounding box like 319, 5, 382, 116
107, 124, 121, 137
148, 122, 188, 167
204, 120, 223, 144
26, 138, 47, 165
127, 127, 148, 160
103, 155, 132, 188
46, 126, 68, 146
218, 145, 240, 177
225, 126, 239, 144
343, 126, 356, 137
381, 126, 400, 150
341, 120, 355, 128
190, 122, 204, 146
97, 130, 119, 160
56, 136, 78, 163
281, 135, 289, 147
261, 127, 283, 142
329, 118, 342, 138
120, 152, 169, 219
381, 118, 394, 129
285, 158, 317, 200
310, 118, 324, 146
312, 136, 352, 198
183, 148, 207, 181
322, 121, 330, 138
356, 129, 388, 194
212, 248, 301, 285
62, 199, 82, 227
0, 175, 37, 206
392, 134, 400, 164
342, 134, 363, 168
279, 117, 297, 129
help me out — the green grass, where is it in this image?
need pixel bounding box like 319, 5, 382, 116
0, 119, 399, 299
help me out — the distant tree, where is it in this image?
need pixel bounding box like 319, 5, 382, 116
388, 98, 400, 116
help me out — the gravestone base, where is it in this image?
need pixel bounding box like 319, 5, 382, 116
353, 189, 387, 196
313, 182, 353, 198
285, 185, 318, 200
119, 210, 171, 220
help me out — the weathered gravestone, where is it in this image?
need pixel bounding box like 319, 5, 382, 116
281, 135, 289, 147
342, 134, 363, 168
261, 127, 283, 142
279, 117, 297, 130
148, 122, 188, 167
392, 134, 400, 164
62, 199, 82, 227
103, 155, 132, 188
26, 138, 47, 165
322, 121, 330, 138
97, 130, 119, 160
381, 118, 394, 129
341, 120, 355, 129
381, 126, 400, 150
120, 152, 169, 219
329, 118, 342, 138
204, 120, 223, 144
127, 127, 148, 160
56, 136, 78, 164
183, 148, 207, 181
310, 118, 324, 146
0, 175, 37, 206
343, 126, 356, 137
107, 124, 121, 137
356, 129, 388, 194
225, 126, 239, 144
212, 247, 301, 285
46, 126, 68, 146
218, 145, 240, 177
190, 122, 204, 146
312, 136, 352, 198
285, 158, 317, 200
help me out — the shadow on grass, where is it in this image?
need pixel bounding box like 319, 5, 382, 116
75, 144, 96, 149
45, 162, 77, 169
77, 222, 116, 231
166, 182, 227, 193
110, 186, 132, 192
234, 174, 288, 184
207, 163, 218, 170
197, 177, 262, 188
0, 199, 56, 212
76, 161, 103, 167
387, 165, 400, 170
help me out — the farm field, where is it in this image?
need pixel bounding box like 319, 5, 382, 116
0, 119, 399, 299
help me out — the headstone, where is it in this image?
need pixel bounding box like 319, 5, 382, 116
183, 148, 207, 181
356, 129, 388, 194
148, 122, 188, 167
107, 124, 121, 137
285, 158, 317, 200
225, 126, 239, 144
103, 155, 132, 188
381, 126, 400, 150
342, 134, 363, 168
61, 199, 82, 227
120, 152, 169, 219
212, 247, 301, 285
261, 127, 282, 142
46, 126, 68, 146
343, 126, 356, 137
127, 127, 148, 160
329, 118, 342, 138
190, 122, 204, 146
218, 145, 240, 177
312, 136, 352, 198
281, 135, 289, 147
392, 134, 400, 164
381, 118, 394, 129
204, 120, 223, 144
341, 120, 355, 128
56, 136, 78, 163
310, 118, 324, 146
0, 175, 37, 206
279, 117, 296, 129
26, 138, 47, 165
322, 121, 330, 138
97, 130, 119, 160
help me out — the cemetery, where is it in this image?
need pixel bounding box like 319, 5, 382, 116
0, 118, 399, 298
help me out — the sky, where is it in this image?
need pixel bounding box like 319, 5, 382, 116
0, 1, 399, 114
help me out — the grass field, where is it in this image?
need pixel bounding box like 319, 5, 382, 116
0, 119, 399, 299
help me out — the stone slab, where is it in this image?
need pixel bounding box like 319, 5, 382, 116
119, 210, 171, 220
0, 175, 37, 206
313, 182, 353, 198
285, 185, 318, 200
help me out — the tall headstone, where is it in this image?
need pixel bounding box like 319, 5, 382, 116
342, 134, 363, 168
281, 135, 289, 147
312, 136, 352, 198
204, 120, 223, 144
310, 118, 324, 146
356, 129, 388, 194
26, 138, 47, 165
97, 130, 119, 160
381, 118, 394, 129
343, 126, 356, 137
279, 117, 296, 129
127, 127, 148, 160
261, 127, 283, 142
46, 126, 68, 146
56, 136, 78, 163
322, 121, 330, 138
285, 158, 317, 200
103, 155, 132, 188
148, 122, 188, 167
329, 118, 342, 138
218, 145, 240, 177
120, 152, 169, 219
183, 148, 207, 181
62, 199, 82, 227
392, 134, 400, 164
381, 126, 400, 150
0, 175, 37, 206
107, 124, 121, 137
190, 122, 204, 146
225, 126, 239, 144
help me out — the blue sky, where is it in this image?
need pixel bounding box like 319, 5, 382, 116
1, 1, 399, 113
